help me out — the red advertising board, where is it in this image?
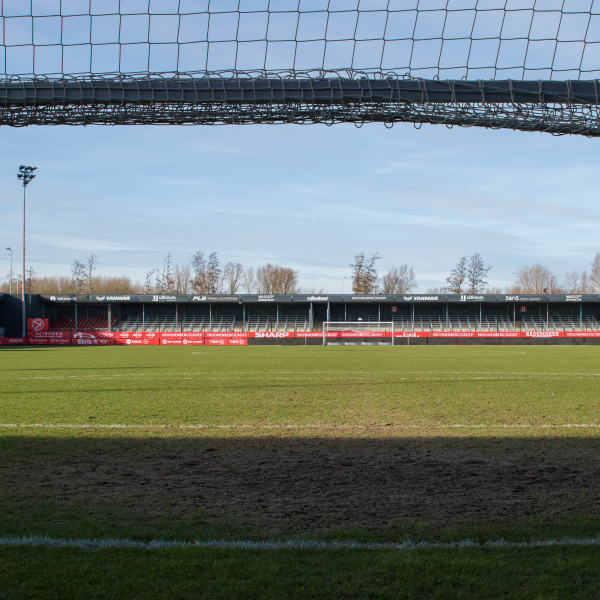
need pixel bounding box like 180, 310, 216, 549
339, 331, 385, 338
159, 332, 204, 339
72, 338, 115, 346
250, 332, 293, 339
27, 318, 49, 332
206, 338, 248, 346
565, 331, 600, 337
115, 338, 160, 346
71, 331, 116, 340
522, 331, 563, 338
205, 332, 248, 338
28, 337, 70, 345
0, 337, 27, 346
477, 332, 520, 338
28, 331, 71, 339
160, 338, 204, 345
387, 332, 422, 338
114, 332, 160, 340
296, 332, 339, 338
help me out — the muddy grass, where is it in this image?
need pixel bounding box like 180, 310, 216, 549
3, 429, 600, 538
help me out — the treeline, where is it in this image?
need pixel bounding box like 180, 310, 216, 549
4, 251, 600, 295
1, 251, 306, 295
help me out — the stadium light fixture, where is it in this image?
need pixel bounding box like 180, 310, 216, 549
6, 248, 12, 295
17, 165, 37, 337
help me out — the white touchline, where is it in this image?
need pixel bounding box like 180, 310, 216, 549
2, 535, 600, 551
1, 423, 599, 429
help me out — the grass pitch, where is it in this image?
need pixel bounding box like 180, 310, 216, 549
1, 345, 600, 598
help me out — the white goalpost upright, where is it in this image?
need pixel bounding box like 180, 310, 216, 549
323, 321, 395, 346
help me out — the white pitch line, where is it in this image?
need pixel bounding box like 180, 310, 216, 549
1, 423, 599, 430
2, 535, 600, 552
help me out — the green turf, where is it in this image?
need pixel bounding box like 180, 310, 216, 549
1, 345, 599, 426
2, 345, 600, 598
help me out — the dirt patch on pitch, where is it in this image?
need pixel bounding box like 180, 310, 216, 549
3, 433, 600, 534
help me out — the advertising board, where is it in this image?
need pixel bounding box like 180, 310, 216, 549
28, 337, 70, 345
27, 318, 49, 332
114, 332, 159, 340
160, 338, 204, 345
72, 331, 115, 339
205, 338, 248, 346
28, 331, 71, 339
159, 332, 204, 339
72, 338, 115, 346
205, 332, 248, 338
296, 332, 339, 338
115, 338, 160, 346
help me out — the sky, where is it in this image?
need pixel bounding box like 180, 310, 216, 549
1, 120, 599, 293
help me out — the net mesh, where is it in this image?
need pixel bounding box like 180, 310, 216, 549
2, 1, 600, 81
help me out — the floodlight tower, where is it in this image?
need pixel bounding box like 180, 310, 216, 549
17, 166, 37, 337
6, 248, 12, 294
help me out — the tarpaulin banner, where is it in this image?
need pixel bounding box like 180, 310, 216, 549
296, 332, 339, 338
3, 337, 26, 345
205, 332, 248, 338
476, 332, 521, 338
27, 318, 49, 332
160, 338, 204, 345
564, 332, 600, 337
115, 332, 159, 340
71, 331, 116, 340
159, 332, 204, 339
115, 338, 160, 346
72, 338, 115, 346
28, 337, 70, 345
339, 331, 385, 338
206, 338, 248, 346
250, 332, 293, 339
28, 331, 71, 339
522, 331, 563, 338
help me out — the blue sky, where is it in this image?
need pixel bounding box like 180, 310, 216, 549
1, 121, 599, 292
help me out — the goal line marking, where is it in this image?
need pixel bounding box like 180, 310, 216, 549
2, 535, 600, 552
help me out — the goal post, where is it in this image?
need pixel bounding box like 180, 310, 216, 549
323, 321, 395, 346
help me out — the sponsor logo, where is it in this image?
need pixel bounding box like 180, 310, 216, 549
460, 295, 484, 301
152, 295, 176, 302
524, 331, 560, 337
432, 332, 474, 337
95, 295, 131, 301
192, 296, 207, 301
505, 296, 542, 302
31, 318, 46, 332
126, 339, 132, 345
254, 332, 292, 338
566, 295, 582, 302
403, 296, 438, 301
307, 296, 328, 301
476, 332, 520, 337
73, 332, 97, 339
52, 296, 77, 302
258, 295, 275, 302
352, 296, 387, 301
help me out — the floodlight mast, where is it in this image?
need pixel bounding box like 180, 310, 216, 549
17, 166, 37, 337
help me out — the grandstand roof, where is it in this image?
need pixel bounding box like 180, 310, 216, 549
38, 293, 599, 305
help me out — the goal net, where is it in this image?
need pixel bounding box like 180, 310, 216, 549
323, 322, 394, 346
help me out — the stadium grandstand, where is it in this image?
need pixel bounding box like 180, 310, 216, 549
2, 292, 600, 346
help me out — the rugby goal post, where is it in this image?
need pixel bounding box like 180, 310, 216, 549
323, 322, 394, 346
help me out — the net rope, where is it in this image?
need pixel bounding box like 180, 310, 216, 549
2, 1, 600, 81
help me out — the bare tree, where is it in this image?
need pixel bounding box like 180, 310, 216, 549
445, 257, 468, 293
564, 270, 589, 293
222, 262, 244, 294
144, 268, 158, 294
86, 254, 97, 294
190, 250, 206, 293
466, 253, 491, 293
591, 253, 600, 292
25, 267, 37, 293
206, 252, 221, 294
242, 266, 256, 293
514, 264, 553, 294
381, 265, 417, 294
154, 253, 175, 293
174, 264, 191, 294
485, 286, 505, 294
256, 264, 299, 294
350, 252, 380, 294
71, 259, 87, 293
302, 286, 325, 294
426, 287, 442, 294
